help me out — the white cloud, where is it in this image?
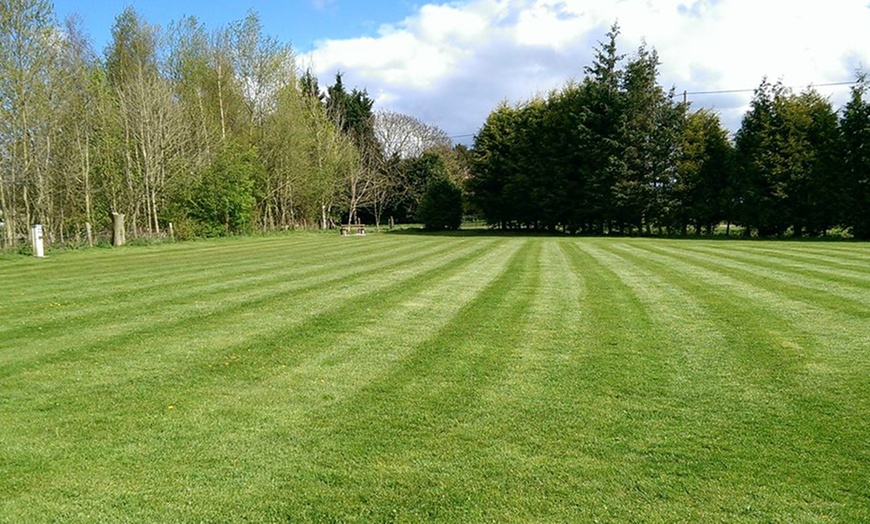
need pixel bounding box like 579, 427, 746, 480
305, 0, 870, 141
310, 0, 336, 11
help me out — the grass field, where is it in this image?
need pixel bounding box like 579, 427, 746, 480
1, 232, 868, 522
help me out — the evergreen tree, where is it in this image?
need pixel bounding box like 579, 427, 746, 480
576, 23, 625, 233
672, 109, 734, 234
470, 103, 523, 229
325, 73, 381, 224
734, 79, 782, 236
841, 76, 870, 238
418, 176, 463, 231
300, 68, 324, 103
785, 89, 840, 236
735, 81, 841, 237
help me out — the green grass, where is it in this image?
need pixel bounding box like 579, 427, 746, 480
1, 233, 868, 522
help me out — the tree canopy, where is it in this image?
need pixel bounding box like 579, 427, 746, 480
0, 3, 460, 247
468, 24, 869, 238
1, 7, 868, 248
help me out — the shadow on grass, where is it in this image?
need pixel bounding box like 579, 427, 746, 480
385, 226, 864, 242
385, 227, 568, 239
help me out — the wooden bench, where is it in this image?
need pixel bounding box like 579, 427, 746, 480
340, 224, 366, 236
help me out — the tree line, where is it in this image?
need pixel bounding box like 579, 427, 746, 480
0, 0, 467, 249
469, 25, 870, 239
4, 3, 868, 247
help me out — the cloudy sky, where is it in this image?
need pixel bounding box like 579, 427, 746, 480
53, 0, 870, 141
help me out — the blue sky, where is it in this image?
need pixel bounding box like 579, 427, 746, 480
50, 1, 870, 141
51, 0, 415, 53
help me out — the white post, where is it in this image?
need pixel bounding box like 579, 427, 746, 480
31, 224, 44, 258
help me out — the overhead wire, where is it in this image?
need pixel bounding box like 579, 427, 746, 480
684, 80, 859, 96
447, 80, 863, 140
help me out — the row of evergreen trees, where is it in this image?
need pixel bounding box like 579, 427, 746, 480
468, 25, 870, 238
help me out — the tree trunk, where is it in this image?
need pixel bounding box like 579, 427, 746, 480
217, 63, 227, 141
0, 177, 13, 247
112, 212, 126, 246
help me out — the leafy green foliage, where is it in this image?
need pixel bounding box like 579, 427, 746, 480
418, 176, 463, 230
3, 6, 870, 248
470, 24, 690, 235
326, 72, 377, 149
0, 0, 59, 245
841, 78, 870, 239
188, 142, 260, 236
735, 81, 842, 237
672, 109, 735, 234
469, 26, 865, 238
105, 6, 159, 87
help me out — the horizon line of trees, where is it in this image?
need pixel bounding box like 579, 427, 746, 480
469, 25, 870, 239
0, 0, 467, 250
3, 3, 869, 249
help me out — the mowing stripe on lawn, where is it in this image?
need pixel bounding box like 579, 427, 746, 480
634, 242, 869, 318
0, 237, 471, 373
1, 235, 868, 523
0, 235, 437, 344
578, 244, 757, 519
247, 240, 543, 523
707, 242, 870, 272
609, 242, 869, 390
0, 237, 513, 519
558, 240, 735, 521
763, 242, 870, 262
0, 236, 488, 380
0, 233, 421, 320
609, 243, 869, 433
679, 241, 870, 288
612, 242, 870, 430
120, 240, 528, 522
579, 240, 869, 521
0, 234, 424, 329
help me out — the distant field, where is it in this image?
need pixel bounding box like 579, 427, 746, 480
1, 232, 868, 522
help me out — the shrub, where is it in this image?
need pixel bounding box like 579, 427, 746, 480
417, 178, 463, 231
189, 143, 261, 237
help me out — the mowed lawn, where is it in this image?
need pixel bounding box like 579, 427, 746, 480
1, 232, 868, 523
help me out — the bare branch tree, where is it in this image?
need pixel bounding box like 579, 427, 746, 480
374, 109, 451, 159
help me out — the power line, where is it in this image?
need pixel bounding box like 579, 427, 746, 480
684, 80, 858, 97
447, 80, 863, 140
